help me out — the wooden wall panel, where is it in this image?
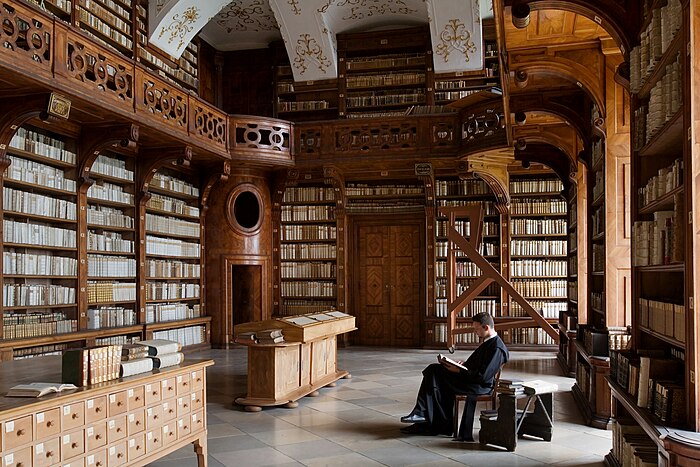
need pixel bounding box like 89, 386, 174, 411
204, 169, 274, 347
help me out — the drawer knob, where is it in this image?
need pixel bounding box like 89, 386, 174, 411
137, 444, 142, 450
47, 420, 54, 427
72, 413, 79, 419
184, 424, 189, 430
184, 403, 189, 409
17, 463, 24, 467
117, 401, 123, 407
154, 437, 159, 443
135, 396, 141, 401
196, 377, 202, 382
16, 429, 25, 436
96, 407, 102, 413
169, 409, 174, 414
46, 451, 54, 458
154, 415, 159, 420
96, 462, 103, 467
117, 453, 124, 459
96, 434, 102, 440
168, 386, 173, 391
71, 442, 78, 448
152, 391, 158, 396
183, 382, 188, 386
117, 427, 122, 433
136, 420, 141, 426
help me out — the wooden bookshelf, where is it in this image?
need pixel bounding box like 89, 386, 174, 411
605, 0, 699, 464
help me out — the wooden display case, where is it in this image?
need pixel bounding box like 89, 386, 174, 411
233, 311, 356, 411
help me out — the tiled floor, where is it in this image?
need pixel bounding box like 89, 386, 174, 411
148, 347, 611, 466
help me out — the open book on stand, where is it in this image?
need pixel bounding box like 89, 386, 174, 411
6, 382, 78, 398
437, 353, 469, 371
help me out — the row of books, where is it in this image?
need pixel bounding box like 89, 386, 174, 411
281, 224, 337, 241
146, 258, 200, 278
346, 91, 425, 108
435, 220, 499, 237
236, 328, 285, 345
434, 260, 483, 277
91, 153, 133, 180
146, 193, 200, 218
87, 181, 134, 205
280, 261, 336, 278
146, 282, 200, 300
345, 53, 425, 71
4, 187, 77, 220
511, 279, 567, 298
434, 179, 489, 196
610, 350, 684, 426
591, 292, 604, 310
78, 8, 133, 50
638, 158, 682, 208
277, 100, 330, 112
510, 218, 567, 236
281, 281, 336, 297
435, 279, 500, 297
592, 169, 604, 201
145, 303, 201, 323
509, 179, 563, 194
644, 55, 682, 142
344, 202, 424, 213
592, 243, 605, 272
592, 206, 604, 237
151, 172, 200, 197
510, 301, 566, 319
9, 127, 77, 164
87, 255, 136, 277
6, 155, 77, 191
510, 239, 567, 256
146, 235, 200, 258
633, 203, 683, 266
87, 205, 134, 228
86, 306, 136, 329
432, 323, 482, 344
3, 250, 77, 276
138, 48, 199, 89
152, 325, 206, 347
510, 259, 567, 277
437, 199, 498, 215
510, 199, 567, 215
88, 230, 134, 253
629, 0, 682, 93
346, 183, 424, 196
639, 297, 685, 342
434, 299, 497, 318
146, 213, 200, 238
13, 343, 68, 360
611, 420, 657, 467
279, 300, 335, 316
3, 283, 76, 307
87, 281, 136, 303
506, 328, 556, 345
3, 317, 77, 339
281, 205, 336, 222
496, 379, 558, 395
568, 281, 578, 301
280, 243, 336, 260
3, 219, 77, 247
435, 241, 497, 257
346, 72, 425, 88
282, 187, 336, 203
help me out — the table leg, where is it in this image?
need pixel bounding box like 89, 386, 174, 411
194, 432, 208, 467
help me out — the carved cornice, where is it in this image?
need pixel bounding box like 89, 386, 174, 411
137, 146, 195, 199
0, 94, 53, 166
201, 161, 231, 212
462, 147, 515, 213
78, 124, 139, 189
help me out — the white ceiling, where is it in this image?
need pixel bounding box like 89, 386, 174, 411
150, 0, 495, 81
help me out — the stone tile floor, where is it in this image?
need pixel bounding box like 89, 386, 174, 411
148, 347, 610, 466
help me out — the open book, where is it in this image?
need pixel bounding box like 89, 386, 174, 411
437, 354, 468, 371
6, 382, 78, 398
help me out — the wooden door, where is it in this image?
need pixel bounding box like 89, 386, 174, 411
353, 219, 423, 347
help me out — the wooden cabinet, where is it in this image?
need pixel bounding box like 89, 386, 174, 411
0, 358, 213, 467
234, 312, 355, 410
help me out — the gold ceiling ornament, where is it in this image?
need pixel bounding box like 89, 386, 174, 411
317, 0, 417, 18
158, 6, 200, 49
214, 0, 277, 33
293, 33, 331, 74
288, 0, 301, 15
436, 18, 477, 63
472, 0, 480, 24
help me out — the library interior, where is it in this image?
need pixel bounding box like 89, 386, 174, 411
0, 0, 697, 465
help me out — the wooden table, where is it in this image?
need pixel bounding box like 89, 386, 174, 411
0, 356, 213, 466
479, 391, 554, 451
233, 312, 356, 411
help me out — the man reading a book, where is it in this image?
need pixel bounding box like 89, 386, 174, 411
400, 312, 508, 438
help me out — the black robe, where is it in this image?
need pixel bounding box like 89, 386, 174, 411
411, 335, 509, 436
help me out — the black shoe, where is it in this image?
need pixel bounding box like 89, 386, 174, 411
400, 413, 427, 424
400, 423, 430, 434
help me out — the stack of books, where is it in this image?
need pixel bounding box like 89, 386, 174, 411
120, 343, 154, 378
522, 380, 558, 395
62, 345, 123, 386
257, 329, 284, 344
139, 339, 184, 368
497, 378, 525, 395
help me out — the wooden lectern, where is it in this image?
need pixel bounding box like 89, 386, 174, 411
233, 311, 356, 411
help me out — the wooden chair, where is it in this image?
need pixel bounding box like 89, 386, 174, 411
453, 367, 502, 441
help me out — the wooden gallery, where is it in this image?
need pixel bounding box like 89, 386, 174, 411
0, 0, 698, 465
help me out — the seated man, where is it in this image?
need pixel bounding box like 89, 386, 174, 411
400, 311, 508, 437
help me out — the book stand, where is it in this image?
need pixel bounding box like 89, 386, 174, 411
479, 391, 554, 451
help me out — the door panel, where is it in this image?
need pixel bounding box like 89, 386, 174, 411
354, 219, 423, 347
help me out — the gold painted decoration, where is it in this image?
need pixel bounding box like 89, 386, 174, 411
317, 0, 417, 19
294, 33, 331, 75
158, 6, 200, 50
436, 19, 477, 63
214, 0, 278, 33
288, 0, 301, 15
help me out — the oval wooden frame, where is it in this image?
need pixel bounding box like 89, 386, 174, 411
226, 183, 264, 235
